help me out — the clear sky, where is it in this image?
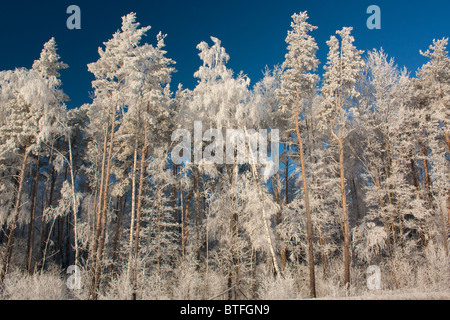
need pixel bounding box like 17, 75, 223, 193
0, 0, 448, 109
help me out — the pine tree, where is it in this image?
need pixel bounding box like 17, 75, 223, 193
86, 12, 152, 299
278, 11, 319, 297
86, 12, 175, 299
414, 38, 450, 255
320, 27, 364, 286
26, 38, 69, 273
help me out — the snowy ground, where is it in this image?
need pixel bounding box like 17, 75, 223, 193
317, 289, 450, 300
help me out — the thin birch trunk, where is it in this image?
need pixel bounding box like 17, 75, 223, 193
244, 128, 282, 278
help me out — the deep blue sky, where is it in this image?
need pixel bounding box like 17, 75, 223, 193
0, 0, 448, 109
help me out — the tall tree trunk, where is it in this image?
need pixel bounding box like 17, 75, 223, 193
0, 146, 29, 287
109, 196, 124, 277
90, 114, 115, 300
94, 125, 109, 242
131, 119, 149, 299
26, 151, 41, 273
446, 190, 450, 252
37, 166, 57, 272
410, 156, 420, 192
182, 185, 195, 257
65, 213, 71, 268
438, 197, 449, 256
95, 116, 116, 297
351, 178, 360, 222
331, 104, 351, 287
57, 215, 65, 267
243, 129, 283, 278
134, 122, 148, 259
285, 144, 289, 205
57, 166, 69, 267
421, 143, 433, 210
39, 214, 58, 274
127, 139, 138, 282
228, 164, 239, 300
445, 133, 450, 152
156, 192, 162, 272
338, 137, 350, 287
319, 232, 327, 280
274, 171, 287, 270
294, 89, 316, 298
68, 134, 79, 266
195, 168, 201, 264
408, 155, 426, 247
89, 124, 109, 299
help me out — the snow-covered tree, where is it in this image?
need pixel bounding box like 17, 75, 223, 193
320, 27, 364, 286
277, 11, 319, 297
85, 12, 176, 299
414, 38, 450, 255
353, 50, 415, 263
1, 10, 448, 300
0, 62, 67, 285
